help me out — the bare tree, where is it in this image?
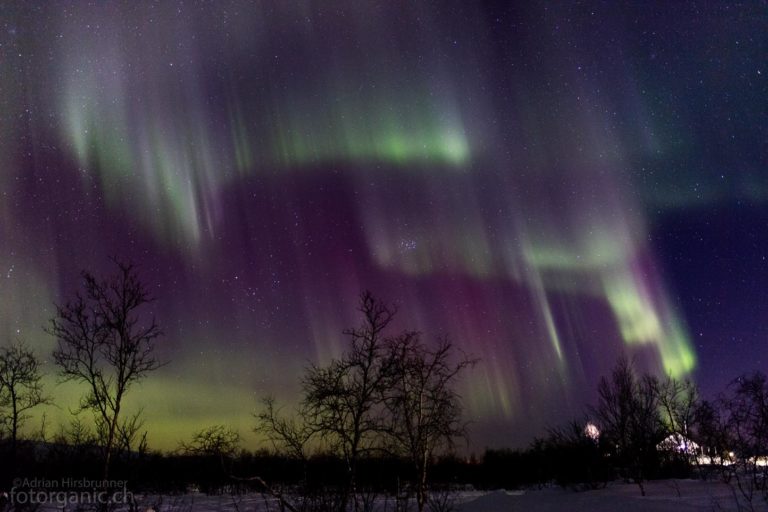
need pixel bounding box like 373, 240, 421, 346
382, 334, 475, 512
593, 357, 635, 461
652, 376, 700, 465
720, 372, 768, 507
254, 396, 313, 463
256, 291, 474, 512
48, 259, 164, 479
53, 416, 99, 459
542, 419, 610, 490
691, 399, 731, 472
182, 424, 304, 512
112, 408, 149, 459
180, 424, 241, 458
179, 424, 242, 494
57, 416, 98, 447
0, 341, 50, 458
591, 357, 663, 495
302, 290, 394, 511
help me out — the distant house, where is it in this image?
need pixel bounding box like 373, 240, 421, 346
656, 433, 699, 455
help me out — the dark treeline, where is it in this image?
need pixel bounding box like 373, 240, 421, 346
4, 443, 462, 495
4, 360, 768, 510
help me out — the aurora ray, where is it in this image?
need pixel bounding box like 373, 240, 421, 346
0, 0, 763, 450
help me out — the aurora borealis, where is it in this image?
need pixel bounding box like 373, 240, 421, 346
1, 1, 766, 450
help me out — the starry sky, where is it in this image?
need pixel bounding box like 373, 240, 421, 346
0, 1, 766, 451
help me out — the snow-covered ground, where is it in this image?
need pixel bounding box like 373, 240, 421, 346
24, 479, 768, 512
457, 479, 767, 511
218, 480, 768, 511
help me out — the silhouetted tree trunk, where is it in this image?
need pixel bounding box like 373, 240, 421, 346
0, 341, 50, 462
48, 259, 164, 481
653, 376, 698, 440
591, 357, 663, 495
383, 334, 475, 512
720, 372, 768, 505
254, 396, 313, 483
302, 291, 394, 511
691, 399, 730, 475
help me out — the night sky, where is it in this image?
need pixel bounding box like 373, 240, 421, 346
0, 1, 766, 451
